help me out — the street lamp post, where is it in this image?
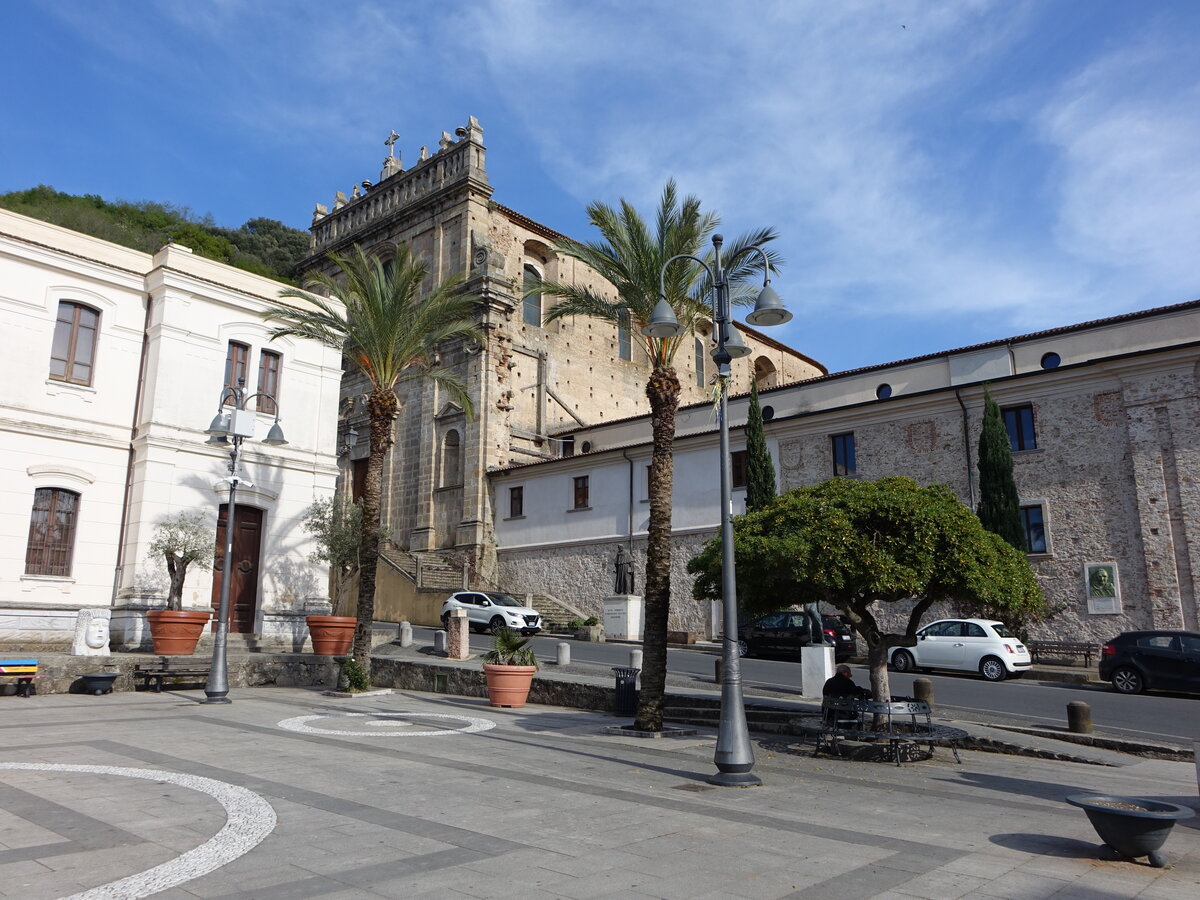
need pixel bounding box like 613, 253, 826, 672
202, 377, 287, 704
647, 234, 791, 787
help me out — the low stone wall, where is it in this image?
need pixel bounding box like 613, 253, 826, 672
370, 657, 617, 712
3, 653, 340, 696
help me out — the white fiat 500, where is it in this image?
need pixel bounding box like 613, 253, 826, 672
889, 618, 1031, 681
440, 591, 542, 635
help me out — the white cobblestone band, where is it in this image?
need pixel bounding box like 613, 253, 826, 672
278, 711, 497, 736
0, 762, 276, 900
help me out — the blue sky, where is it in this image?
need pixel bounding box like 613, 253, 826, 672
3, 1, 1198, 373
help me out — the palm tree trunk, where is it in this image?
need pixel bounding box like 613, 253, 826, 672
354, 388, 396, 665
634, 365, 680, 731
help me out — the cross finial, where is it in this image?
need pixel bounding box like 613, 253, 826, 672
384, 130, 400, 156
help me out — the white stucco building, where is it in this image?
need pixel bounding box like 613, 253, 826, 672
0, 209, 344, 649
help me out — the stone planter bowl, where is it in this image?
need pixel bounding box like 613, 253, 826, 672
1067, 794, 1194, 867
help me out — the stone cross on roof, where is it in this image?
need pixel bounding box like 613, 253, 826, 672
384, 130, 400, 157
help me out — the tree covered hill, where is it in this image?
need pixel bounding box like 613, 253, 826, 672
0, 186, 311, 284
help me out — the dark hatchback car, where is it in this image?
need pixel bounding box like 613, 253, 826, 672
1098, 630, 1200, 695
737, 611, 854, 663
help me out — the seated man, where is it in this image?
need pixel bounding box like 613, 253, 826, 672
823, 664, 871, 700
821, 664, 871, 729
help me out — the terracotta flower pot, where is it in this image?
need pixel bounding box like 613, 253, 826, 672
146, 610, 212, 656
307, 615, 356, 656
483, 663, 537, 708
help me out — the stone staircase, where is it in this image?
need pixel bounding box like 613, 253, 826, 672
380, 549, 468, 591
662, 694, 816, 735
523, 593, 590, 634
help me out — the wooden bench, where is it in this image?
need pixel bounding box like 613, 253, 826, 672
1028, 640, 1099, 667
815, 697, 967, 766
0, 659, 37, 698
134, 658, 211, 693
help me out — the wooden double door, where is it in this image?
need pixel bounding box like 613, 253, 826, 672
210, 504, 263, 634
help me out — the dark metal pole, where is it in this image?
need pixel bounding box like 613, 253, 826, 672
708, 234, 761, 787
204, 437, 239, 704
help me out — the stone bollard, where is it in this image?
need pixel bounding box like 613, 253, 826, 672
556, 642, 571, 666
398, 621, 413, 648
715, 658, 723, 684
630, 648, 643, 669
446, 609, 470, 660
433, 630, 447, 653
1067, 700, 1093, 734
913, 677, 934, 707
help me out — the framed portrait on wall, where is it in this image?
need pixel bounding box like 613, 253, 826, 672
1084, 562, 1121, 614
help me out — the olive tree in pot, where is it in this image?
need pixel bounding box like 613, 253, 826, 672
146, 511, 216, 655
301, 496, 368, 656
482, 627, 538, 708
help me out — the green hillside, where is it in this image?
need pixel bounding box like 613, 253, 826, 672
0, 186, 310, 284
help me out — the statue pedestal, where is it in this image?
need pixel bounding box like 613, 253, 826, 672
801, 645, 835, 698
603, 595, 643, 641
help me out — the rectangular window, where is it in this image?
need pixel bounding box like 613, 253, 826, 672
523, 265, 542, 327
224, 341, 249, 398
559, 435, 575, 458
509, 486, 524, 519
1020, 504, 1047, 553
695, 338, 706, 387
1003, 404, 1037, 451
617, 310, 632, 361
731, 450, 748, 489
573, 475, 590, 510
832, 433, 856, 476
256, 350, 281, 415
25, 488, 80, 576
49, 301, 99, 386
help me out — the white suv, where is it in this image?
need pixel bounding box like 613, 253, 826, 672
440, 591, 542, 635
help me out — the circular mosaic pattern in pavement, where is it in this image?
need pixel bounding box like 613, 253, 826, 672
277, 710, 497, 737
0, 762, 276, 900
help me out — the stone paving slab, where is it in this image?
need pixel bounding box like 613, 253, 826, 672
0, 686, 1195, 899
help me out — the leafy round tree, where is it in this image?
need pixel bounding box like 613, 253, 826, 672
688, 477, 1046, 699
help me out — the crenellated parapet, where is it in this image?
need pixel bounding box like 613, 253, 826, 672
309, 116, 489, 252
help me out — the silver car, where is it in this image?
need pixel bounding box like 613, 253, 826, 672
440, 591, 542, 635
889, 618, 1031, 681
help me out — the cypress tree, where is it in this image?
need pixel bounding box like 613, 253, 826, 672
745, 380, 777, 512
976, 388, 1026, 550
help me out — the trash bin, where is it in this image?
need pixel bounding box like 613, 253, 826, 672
612, 666, 640, 717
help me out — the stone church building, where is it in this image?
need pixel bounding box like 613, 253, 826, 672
300, 116, 822, 587
305, 116, 1198, 643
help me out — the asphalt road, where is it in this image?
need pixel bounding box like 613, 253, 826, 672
413, 625, 1200, 747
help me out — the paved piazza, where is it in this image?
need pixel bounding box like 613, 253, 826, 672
0, 687, 1196, 899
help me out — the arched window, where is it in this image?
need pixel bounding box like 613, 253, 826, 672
50, 301, 100, 386
25, 488, 80, 576
523, 264, 542, 327
753, 356, 777, 389
440, 430, 462, 487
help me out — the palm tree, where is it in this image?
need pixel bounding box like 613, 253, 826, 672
531, 180, 778, 731
263, 243, 483, 666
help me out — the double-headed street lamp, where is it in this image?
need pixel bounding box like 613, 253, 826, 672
203, 378, 287, 704
647, 234, 791, 786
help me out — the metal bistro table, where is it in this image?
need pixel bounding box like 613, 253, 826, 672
816, 697, 967, 766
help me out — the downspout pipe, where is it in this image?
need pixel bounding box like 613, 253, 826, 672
955, 387, 976, 509
621, 448, 635, 549
112, 292, 154, 603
